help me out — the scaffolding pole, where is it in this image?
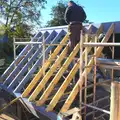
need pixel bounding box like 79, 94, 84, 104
92, 35, 97, 120
13, 38, 16, 61
111, 33, 115, 81
84, 34, 88, 120
110, 81, 120, 120
84, 42, 120, 47
80, 30, 83, 113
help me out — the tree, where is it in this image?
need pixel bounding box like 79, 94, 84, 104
0, 0, 47, 39
0, 0, 46, 28
0, 0, 47, 68
46, 1, 91, 27
46, 1, 67, 27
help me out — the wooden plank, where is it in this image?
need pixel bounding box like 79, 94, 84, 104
46, 25, 104, 111
28, 44, 68, 101
96, 24, 104, 37
0, 114, 16, 120
87, 24, 92, 34
98, 64, 120, 70
97, 58, 120, 65
46, 61, 79, 111
60, 23, 114, 113
46, 91, 71, 101
62, 107, 80, 117
46, 45, 93, 111
22, 34, 69, 98
71, 112, 82, 120
36, 43, 80, 106
110, 81, 120, 120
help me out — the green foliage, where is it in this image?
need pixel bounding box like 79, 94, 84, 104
0, 0, 47, 74
0, 0, 47, 27
46, 1, 67, 27
0, 0, 46, 56
0, 25, 6, 36
0, 0, 47, 43
0, 23, 32, 39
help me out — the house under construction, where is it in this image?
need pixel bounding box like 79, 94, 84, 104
0, 21, 120, 120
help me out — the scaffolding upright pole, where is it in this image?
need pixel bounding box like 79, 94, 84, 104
80, 30, 83, 113
112, 33, 115, 81
13, 38, 16, 60
84, 34, 88, 120
42, 33, 45, 76
92, 35, 97, 119
13, 38, 16, 67
42, 33, 46, 91
110, 81, 120, 120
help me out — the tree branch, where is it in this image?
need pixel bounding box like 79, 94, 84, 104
9, 0, 23, 26
5, 0, 18, 26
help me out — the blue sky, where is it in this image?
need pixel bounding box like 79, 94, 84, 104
41, 0, 120, 26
